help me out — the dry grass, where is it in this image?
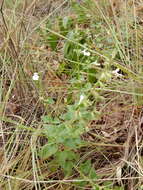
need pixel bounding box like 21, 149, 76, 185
0, 0, 143, 189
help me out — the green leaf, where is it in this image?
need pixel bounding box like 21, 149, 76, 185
92, 185, 100, 190
62, 110, 75, 120
62, 161, 73, 176
44, 125, 56, 137
47, 159, 59, 172
80, 160, 92, 175
39, 144, 58, 159
113, 187, 124, 190
56, 151, 68, 166
81, 111, 95, 121
56, 150, 77, 166
41, 115, 53, 123
56, 150, 78, 176
64, 138, 83, 149
47, 33, 59, 50
89, 167, 97, 179
74, 180, 88, 188
43, 97, 55, 104
88, 68, 98, 83
42, 115, 61, 124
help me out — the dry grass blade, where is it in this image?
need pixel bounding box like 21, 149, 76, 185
0, 0, 143, 189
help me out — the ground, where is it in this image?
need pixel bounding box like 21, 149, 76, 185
0, 0, 143, 190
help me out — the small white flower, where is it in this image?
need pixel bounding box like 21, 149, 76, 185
112, 68, 123, 77
78, 94, 85, 105
32, 72, 39, 81
81, 49, 91, 56
91, 61, 100, 66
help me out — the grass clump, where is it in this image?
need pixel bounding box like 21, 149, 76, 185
0, 0, 143, 189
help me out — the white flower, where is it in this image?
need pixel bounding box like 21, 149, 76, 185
112, 68, 123, 77
32, 72, 39, 81
81, 49, 91, 56
78, 94, 85, 105
91, 61, 100, 66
